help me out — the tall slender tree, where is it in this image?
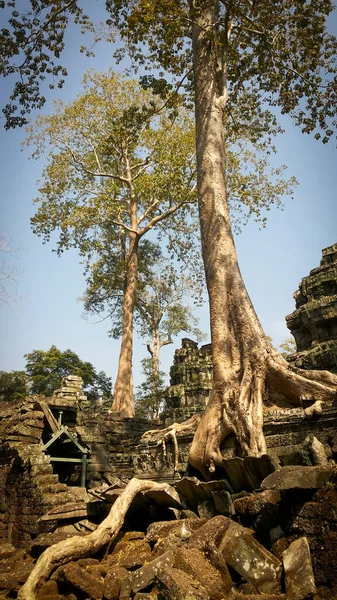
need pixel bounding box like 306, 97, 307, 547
27, 70, 198, 417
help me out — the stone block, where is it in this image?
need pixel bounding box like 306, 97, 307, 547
144, 487, 182, 509
212, 490, 235, 516
283, 537, 316, 600
147, 518, 205, 547
0, 543, 16, 560
30, 531, 84, 558
119, 550, 175, 599
188, 515, 232, 550
220, 522, 282, 593
103, 565, 128, 600
233, 490, 281, 529
57, 561, 104, 600
233, 490, 280, 515
133, 593, 159, 600
204, 542, 233, 590
155, 565, 210, 599
174, 547, 232, 599
176, 477, 232, 511
271, 537, 289, 561
36, 580, 59, 600
107, 538, 152, 569
223, 455, 275, 492
261, 465, 336, 491
304, 435, 328, 465
0, 561, 33, 591
197, 499, 216, 518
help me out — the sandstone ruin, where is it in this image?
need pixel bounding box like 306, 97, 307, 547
1, 245, 337, 599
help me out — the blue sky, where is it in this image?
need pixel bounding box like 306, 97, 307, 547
0, 4, 337, 387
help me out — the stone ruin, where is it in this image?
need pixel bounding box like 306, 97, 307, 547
1, 244, 337, 599
286, 242, 337, 373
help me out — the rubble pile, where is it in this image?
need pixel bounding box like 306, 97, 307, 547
1, 463, 337, 599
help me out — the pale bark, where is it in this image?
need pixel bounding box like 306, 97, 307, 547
188, 0, 337, 479
142, 414, 201, 472
112, 151, 138, 417
18, 478, 177, 600
112, 233, 138, 417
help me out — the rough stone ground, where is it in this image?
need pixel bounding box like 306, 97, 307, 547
1, 464, 337, 600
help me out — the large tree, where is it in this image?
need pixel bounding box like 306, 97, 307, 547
2, 1, 337, 478
106, 0, 337, 477
27, 70, 198, 417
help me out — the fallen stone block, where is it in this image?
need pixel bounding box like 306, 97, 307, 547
155, 566, 210, 599
107, 538, 152, 569
283, 537, 316, 600
39, 501, 88, 521
220, 522, 282, 594
57, 561, 104, 600
197, 499, 217, 518
223, 455, 276, 492
211, 490, 235, 516
0, 543, 16, 560
103, 565, 129, 600
133, 592, 159, 600
30, 531, 85, 558
233, 490, 281, 516
119, 550, 175, 599
146, 518, 205, 543
148, 518, 207, 557
0, 561, 33, 591
233, 489, 281, 530
261, 465, 336, 491
188, 515, 232, 550
304, 435, 328, 466
143, 486, 182, 509
226, 589, 286, 600
174, 546, 232, 600
176, 477, 232, 511
36, 580, 59, 600
204, 542, 233, 591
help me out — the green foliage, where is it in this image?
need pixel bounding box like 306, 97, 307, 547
278, 337, 297, 358
26, 70, 199, 333
0, 0, 88, 129
0, 370, 28, 402
135, 357, 166, 420
25, 345, 111, 399
108, 1, 337, 145
136, 260, 205, 345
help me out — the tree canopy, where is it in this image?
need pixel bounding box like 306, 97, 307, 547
0, 370, 28, 402
25, 345, 112, 399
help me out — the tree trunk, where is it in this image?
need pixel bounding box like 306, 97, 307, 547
188, 0, 337, 479
147, 326, 161, 419
112, 233, 138, 417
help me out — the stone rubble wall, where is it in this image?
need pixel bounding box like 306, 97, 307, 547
0, 399, 87, 547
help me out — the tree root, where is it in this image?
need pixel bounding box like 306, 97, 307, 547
18, 478, 178, 600
141, 414, 201, 473
189, 349, 337, 479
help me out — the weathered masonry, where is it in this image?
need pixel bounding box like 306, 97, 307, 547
286, 242, 337, 372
